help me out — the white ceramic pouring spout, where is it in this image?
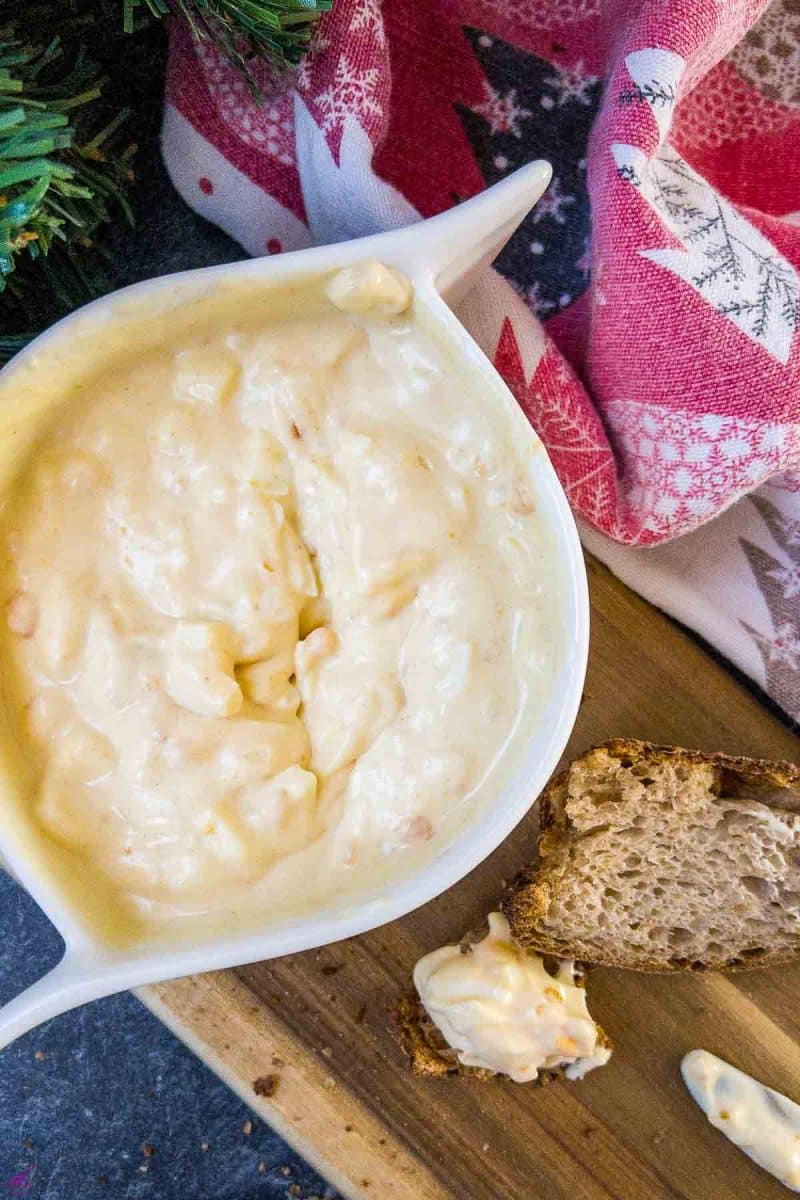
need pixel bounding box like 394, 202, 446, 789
415, 159, 552, 301
0, 158, 586, 1054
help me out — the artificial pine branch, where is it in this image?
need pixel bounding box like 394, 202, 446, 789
125, 0, 332, 90
0, 9, 136, 360
0, 0, 333, 360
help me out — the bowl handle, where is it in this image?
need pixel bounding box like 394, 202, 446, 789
409, 159, 552, 305
0, 951, 103, 1052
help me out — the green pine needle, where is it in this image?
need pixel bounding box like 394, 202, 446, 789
1, 0, 333, 361
125, 0, 332, 92
0, 16, 135, 360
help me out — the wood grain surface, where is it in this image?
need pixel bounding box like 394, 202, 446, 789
142, 557, 800, 1200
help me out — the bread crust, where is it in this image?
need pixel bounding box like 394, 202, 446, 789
503, 738, 800, 973
600, 737, 800, 795
392, 994, 493, 1079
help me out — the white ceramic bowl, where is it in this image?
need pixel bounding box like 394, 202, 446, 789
0, 160, 588, 1050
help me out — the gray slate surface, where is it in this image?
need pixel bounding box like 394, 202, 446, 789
0, 873, 335, 1199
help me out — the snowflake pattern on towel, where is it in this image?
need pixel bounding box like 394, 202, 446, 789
192, 38, 295, 164
349, 0, 386, 48
481, 0, 601, 23
607, 402, 800, 538
542, 59, 600, 108
293, 0, 389, 156
457, 29, 602, 319
472, 81, 532, 137
314, 56, 383, 135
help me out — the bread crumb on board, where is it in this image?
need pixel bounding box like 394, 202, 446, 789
253, 1073, 280, 1098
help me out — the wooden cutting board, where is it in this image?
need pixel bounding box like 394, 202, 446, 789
141, 556, 800, 1200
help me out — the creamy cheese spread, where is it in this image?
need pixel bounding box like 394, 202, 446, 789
413, 912, 610, 1082
682, 1049, 800, 1191
1, 263, 561, 940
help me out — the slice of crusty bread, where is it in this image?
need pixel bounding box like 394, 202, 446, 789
503, 739, 800, 972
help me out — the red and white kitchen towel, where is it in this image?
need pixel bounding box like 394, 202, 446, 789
162, 0, 800, 723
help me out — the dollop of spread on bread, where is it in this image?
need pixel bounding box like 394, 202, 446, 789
413, 912, 611, 1083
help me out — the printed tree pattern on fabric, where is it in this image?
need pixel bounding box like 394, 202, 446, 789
456, 29, 602, 318
164, 0, 800, 554
741, 495, 800, 721
612, 48, 800, 364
